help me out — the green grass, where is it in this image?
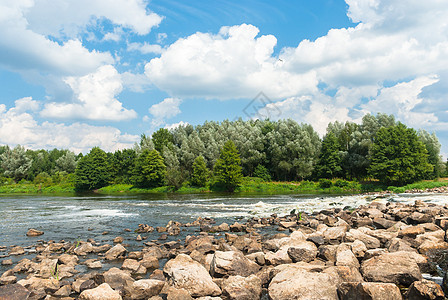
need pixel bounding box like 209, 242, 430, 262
387, 179, 448, 193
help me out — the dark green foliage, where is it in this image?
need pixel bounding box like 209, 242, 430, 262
318, 178, 333, 189
191, 156, 209, 187
74, 147, 110, 191
213, 141, 243, 192
109, 149, 136, 184
369, 123, 433, 186
253, 165, 271, 181
152, 128, 174, 156
314, 132, 342, 179
132, 149, 166, 188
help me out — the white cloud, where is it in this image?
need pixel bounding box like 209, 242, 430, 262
149, 98, 182, 127
41, 65, 137, 121
145, 24, 318, 99
103, 28, 124, 42
165, 121, 189, 130
0, 98, 138, 153
128, 42, 164, 54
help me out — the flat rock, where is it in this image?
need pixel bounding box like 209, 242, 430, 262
338, 282, 402, 300
210, 251, 260, 277
79, 283, 122, 300
0, 283, 31, 300
360, 251, 422, 286
105, 244, 127, 260
222, 275, 262, 300
26, 229, 44, 236
163, 254, 221, 297
125, 279, 165, 300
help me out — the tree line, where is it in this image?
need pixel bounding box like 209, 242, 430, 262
0, 113, 445, 191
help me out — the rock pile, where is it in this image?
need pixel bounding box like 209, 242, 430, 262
1, 199, 448, 299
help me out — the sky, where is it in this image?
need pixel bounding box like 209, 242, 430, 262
1, 0, 448, 156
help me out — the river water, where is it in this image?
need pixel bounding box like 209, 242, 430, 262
2, 192, 448, 248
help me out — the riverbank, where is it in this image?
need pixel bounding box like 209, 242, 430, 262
1, 198, 448, 299
1, 177, 448, 195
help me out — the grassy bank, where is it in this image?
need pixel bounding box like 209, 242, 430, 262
1, 177, 448, 195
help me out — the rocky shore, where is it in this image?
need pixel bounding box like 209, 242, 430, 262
1, 199, 448, 299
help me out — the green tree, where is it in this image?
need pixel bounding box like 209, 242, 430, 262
369, 123, 433, 186
213, 140, 243, 191
191, 156, 209, 187
418, 130, 445, 179
152, 128, 174, 156
132, 149, 166, 188
314, 132, 342, 179
0, 145, 32, 182
55, 151, 77, 174
253, 164, 271, 181
74, 147, 110, 191
164, 147, 185, 189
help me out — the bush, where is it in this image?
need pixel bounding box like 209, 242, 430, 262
34, 172, 52, 185
253, 165, 271, 182
318, 178, 333, 189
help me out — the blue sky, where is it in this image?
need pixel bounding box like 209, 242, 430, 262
1, 0, 448, 157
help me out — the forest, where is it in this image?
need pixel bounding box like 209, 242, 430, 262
0, 113, 446, 192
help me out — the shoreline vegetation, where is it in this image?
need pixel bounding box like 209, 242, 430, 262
1, 114, 448, 196
1, 177, 448, 196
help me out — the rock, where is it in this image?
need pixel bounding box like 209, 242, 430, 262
418, 239, 448, 255
166, 287, 194, 300
217, 223, 230, 232
351, 240, 368, 258
230, 222, 244, 232
17, 276, 60, 293
163, 254, 221, 297
0, 283, 31, 300
318, 245, 338, 262
221, 275, 262, 300
136, 235, 142, 241
338, 282, 402, 300
74, 243, 94, 256
398, 226, 425, 238
211, 251, 260, 277
387, 238, 417, 253
80, 279, 97, 292
141, 254, 159, 269
121, 259, 141, 273
105, 244, 127, 260
246, 252, 265, 265
54, 284, 72, 297
286, 241, 318, 263
405, 280, 444, 300
0, 275, 17, 285
126, 279, 165, 300
27, 229, 44, 236
265, 248, 292, 265
323, 226, 347, 243
85, 259, 102, 269
113, 236, 124, 243
1, 259, 13, 265
373, 217, 396, 229
79, 283, 122, 300
360, 251, 423, 286
103, 267, 134, 291
9, 246, 25, 256
268, 264, 340, 300
364, 248, 388, 260
409, 212, 434, 224
345, 229, 381, 249
48, 243, 65, 252
336, 246, 359, 268
58, 254, 79, 266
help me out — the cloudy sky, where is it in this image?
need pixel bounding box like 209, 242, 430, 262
1, 0, 448, 156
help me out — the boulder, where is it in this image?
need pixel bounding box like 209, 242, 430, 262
74, 243, 95, 256
345, 229, 381, 249
163, 254, 221, 297
360, 251, 422, 286
210, 251, 260, 277
338, 282, 402, 300
323, 226, 347, 243
351, 240, 368, 258
79, 283, 122, 300
103, 267, 134, 291
9, 246, 25, 256
286, 241, 318, 263
0, 283, 31, 300
26, 228, 44, 236
125, 279, 165, 300
268, 264, 340, 300
141, 254, 159, 269
105, 244, 127, 260
336, 247, 359, 268
405, 279, 444, 300
58, 254, 79, 266
17, 276, 60, 292
222, 275, 262, 300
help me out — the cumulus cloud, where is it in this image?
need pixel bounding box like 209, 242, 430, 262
127, 42, 164, 54
145, 24, 318, 99
41, 65, 137, 121
149, 98, 183, 127
0, 98, 138, 153
165, 121, 189, 130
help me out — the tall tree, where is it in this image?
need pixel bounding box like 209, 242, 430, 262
132, 149, 166, 188
418, 129, 445, 178
0, 145, 32, 182
152, 128, 174, 156
314, 132, 342, 179
74, 147, 110, 191
191, 155, 209, 187
213, 140, 243, 191
369, 123, 432, 185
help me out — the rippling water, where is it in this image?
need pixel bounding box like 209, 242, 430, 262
1, 192, 448, 249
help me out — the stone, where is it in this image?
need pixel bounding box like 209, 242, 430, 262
126, 279, 165, 300
387, 238, 417, 253
0, 283, 31, 300
221, 275, 262, 300
121, 259, 141, 272
58, 254, 79, 266
286, 241, 318, 263
345, 229, 381, 249
79, 283, 122, 300
103, 267, 134, 291
360, 251, 422, 286
163, 254, 221, 297
9, 246, 25, 256
80, 279, 97, 292
268, 264, 340, 300
323, 226, 347, 243
85, 259, 102, 269
398, 226, 425, 238
27, 229, 44, 236
166, 287, 194, 300
141, 254, 159, 269
405, 280, 444, 300
336, 247, 359, 268
373, 217, 396, 229
113, 236, 124, 243
54, 285, 72, 297
74, 243, 94, 256
351, 240, 368, 258
1, 259, 13, 265
105, 244, 127, 260
17, 276, 60, 293
230, 222, 244, 232
210, 251, 260, 277
338, 282, 402, 300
